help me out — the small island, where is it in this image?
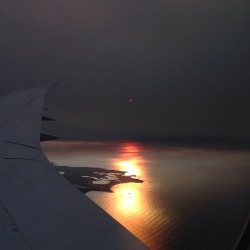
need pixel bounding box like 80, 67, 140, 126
54, 165, 144, 193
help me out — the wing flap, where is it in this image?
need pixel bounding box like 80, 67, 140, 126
0, 84, 57, 148
4, 142, 47, 161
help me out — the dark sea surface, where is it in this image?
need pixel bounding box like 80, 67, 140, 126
42, 141, 250, 250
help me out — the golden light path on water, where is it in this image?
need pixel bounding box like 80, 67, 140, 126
113, 143, 145, 220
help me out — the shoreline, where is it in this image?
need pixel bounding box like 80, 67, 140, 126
54, 165, 144, 193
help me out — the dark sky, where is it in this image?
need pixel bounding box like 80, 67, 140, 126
1, 0, 250, 140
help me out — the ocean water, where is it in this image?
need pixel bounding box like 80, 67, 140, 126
42, 141, 250, 250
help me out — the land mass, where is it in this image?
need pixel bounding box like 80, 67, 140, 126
54, 165, 143, 193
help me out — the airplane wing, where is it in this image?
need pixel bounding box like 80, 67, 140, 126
0, 84, 149, 250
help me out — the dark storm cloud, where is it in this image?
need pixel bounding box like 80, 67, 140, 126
1, 0, 250, 139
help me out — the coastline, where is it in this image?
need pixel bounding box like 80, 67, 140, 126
54, 165, 144, 193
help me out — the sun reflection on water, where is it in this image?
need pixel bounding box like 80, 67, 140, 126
109, 142, 170, 249
111, 142, 146, 218
114, 142, 144, 177
115, 186, 140, 214
117, 159, 141, 176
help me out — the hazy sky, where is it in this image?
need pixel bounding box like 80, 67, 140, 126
1, 0, 250, 140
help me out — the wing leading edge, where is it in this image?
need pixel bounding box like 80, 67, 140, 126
0, 84, 149, 250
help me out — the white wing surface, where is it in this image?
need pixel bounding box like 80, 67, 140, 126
0, 84, 149, 250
